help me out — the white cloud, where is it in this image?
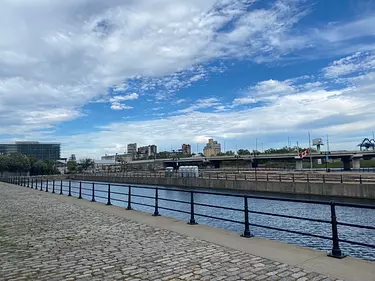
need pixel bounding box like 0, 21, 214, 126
177, 98, 221, 113
110, 102, 133, 111
232, 97, 257, 106
323, 51, 375, 78
0, 0, 308, 134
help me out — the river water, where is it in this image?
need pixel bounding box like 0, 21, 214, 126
58, 180, 375, 261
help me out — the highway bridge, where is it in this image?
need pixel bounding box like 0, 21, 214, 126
129, 150, 375, 171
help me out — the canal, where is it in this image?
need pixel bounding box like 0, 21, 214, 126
60, 180, 375, 261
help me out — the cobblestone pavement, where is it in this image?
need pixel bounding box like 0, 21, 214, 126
0, 184, 343, 281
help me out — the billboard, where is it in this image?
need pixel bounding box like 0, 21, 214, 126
312, 138, 323, 146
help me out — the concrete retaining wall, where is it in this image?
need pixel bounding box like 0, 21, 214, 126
69, 175, 375, 200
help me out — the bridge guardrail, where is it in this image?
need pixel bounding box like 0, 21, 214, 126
2, 176, 374, 260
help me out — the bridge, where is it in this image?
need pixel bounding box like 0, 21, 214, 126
130, 150, 375, 171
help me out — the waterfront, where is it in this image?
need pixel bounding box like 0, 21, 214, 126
60, 180, 375, 261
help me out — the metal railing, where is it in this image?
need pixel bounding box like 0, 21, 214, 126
79, 170, 375, 184
2, 176, 375, 260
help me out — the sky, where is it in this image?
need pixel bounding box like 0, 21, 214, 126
1, 0, 375, 159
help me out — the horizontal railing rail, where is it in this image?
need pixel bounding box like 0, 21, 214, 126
72, 170, 375, 184
2, 176, 375, 259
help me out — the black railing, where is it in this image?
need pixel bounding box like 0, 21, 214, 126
2, 176, 375, 260
76, 171, 375, 184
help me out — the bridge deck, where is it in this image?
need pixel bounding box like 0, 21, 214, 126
0, 183, 373, 281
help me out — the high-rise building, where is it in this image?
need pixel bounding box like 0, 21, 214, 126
181, 144, 191, 155
203, 139, 221, 157
137, 144, 157, 158
0, 141, 61, 160
127, 143, 137, 155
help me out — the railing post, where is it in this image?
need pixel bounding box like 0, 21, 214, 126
279, 174, 281, 182
126, 185, 132, 210
91, 182, 96, 202
241, 196, 252, 238
78, 182, 82, 199
323, 174, 325, 183
45, 179, 49, 192
340, 174, 343, 183
60, 180, 63, 195
106, 184, 112, 205
153, 187, 160, 216
328, 201, 345, 259
40, 179, 43, 191
31, 178, 34, 188
188, 191, 197, 225
27, 178, 30, 188
35, 178, 38, 190
307, 174, 309, 182
292, 173, 295, 182
68, 180, 72, 196
52, 180, 55, 193
360, 175, 362, 184
266, 173, 269, 181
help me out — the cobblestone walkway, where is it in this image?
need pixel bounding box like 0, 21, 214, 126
0, 184, 342, 281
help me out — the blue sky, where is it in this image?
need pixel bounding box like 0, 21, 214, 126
1, 0, 375, 158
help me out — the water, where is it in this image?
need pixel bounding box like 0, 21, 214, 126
57, 180, 375, 261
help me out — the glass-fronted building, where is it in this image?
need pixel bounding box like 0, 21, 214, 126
0, 141, 61, 161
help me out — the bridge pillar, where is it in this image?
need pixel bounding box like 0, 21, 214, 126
352, 158, 361, 170
342, 158, 351, 171
211, 161, 221, 169
295, 159, 303, 170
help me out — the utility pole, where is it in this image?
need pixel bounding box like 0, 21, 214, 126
308, 132, 313, 171
224, 140, 226, 153
288, 136, 290, 151
261, 143, 264, 153
296, 141, 299, 154
372, 131, 374, 140
256, 138, 258, 152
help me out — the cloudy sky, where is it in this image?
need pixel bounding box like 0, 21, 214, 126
1, 0, 375, 158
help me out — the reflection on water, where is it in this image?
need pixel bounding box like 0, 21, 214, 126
60, 181, 375, 261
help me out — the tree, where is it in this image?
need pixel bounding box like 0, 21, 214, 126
0, 155, 10, 176
32, 160, 48, 175
67, 160, 78, 173
7, 153, 31, 175
237, 149, 251, 155
79, 158, 94, 171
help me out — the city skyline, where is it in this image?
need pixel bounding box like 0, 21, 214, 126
1, 1, 375, 159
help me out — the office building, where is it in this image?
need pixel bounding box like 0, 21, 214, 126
127, 143, 137, 155
0, 141, 61, 161
203, 139, 221, 157
182, 144, 191, 155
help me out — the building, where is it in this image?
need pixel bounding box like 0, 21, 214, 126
69, 154, 76, 161
127, 143, 137, 155
182, 144, 191, 155
0, 141, 61, 161
101, 153, 133, 163
137, 145, 158, 159
203, 139, 221, 157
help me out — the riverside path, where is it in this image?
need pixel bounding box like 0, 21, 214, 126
0, 182, 373, 281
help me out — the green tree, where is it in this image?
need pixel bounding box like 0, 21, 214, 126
7, 153, 31, 175
79, 158, 94, 171
237, 149, 251, 155
67, 160, 78, 173
0, 155, 10, 176
32, 160, 48, 175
